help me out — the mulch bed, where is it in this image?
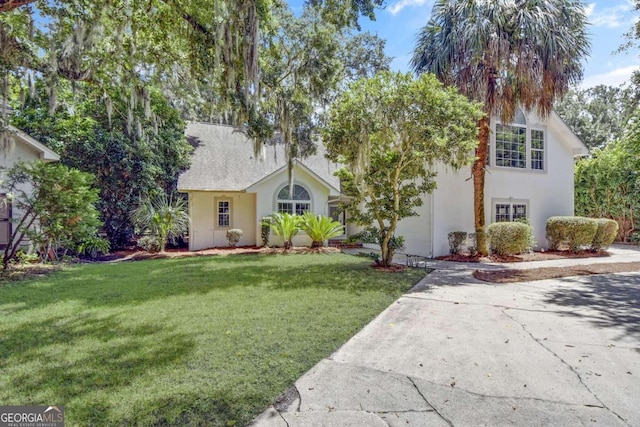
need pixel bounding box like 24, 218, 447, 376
473, 262, 640, 283
99, 246, 341, 262
437, 250, 611, 263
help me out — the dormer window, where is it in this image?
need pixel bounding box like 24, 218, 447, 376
494, 109, 545, 171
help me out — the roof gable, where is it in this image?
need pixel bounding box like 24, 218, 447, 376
2, 125, 60, 162
178, 123, 340, 192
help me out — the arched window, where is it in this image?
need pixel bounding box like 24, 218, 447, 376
277, 184, 311, 215
494, 108, 545, 170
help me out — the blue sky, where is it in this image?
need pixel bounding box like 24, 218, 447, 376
290, 0, 640, 89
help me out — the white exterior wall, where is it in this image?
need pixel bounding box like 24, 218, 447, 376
0, 139, 51, 251
396, 112, 580, 257
187, 191, 256, 250
249, 164, 332, 247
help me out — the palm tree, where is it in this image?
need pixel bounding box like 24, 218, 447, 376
411, 0, 589, 255
132, 193, 190, 253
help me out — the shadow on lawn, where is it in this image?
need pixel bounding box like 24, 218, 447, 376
0, 254, 420, 313
1, 311, 195, 423
544, 272, 640, 346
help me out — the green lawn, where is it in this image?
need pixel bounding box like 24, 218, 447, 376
0, 253, 425, 426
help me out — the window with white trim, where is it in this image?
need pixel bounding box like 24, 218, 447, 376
217, 200, 231, 227
494, 109, 545, 171
531, 129, 544, 170
277, 184, 311, 215
494, 200, 528, 222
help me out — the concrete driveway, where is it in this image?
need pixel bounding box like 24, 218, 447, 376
253, 251, 640, 426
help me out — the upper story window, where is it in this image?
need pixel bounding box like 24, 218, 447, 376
277, 184, 311, 215
494, 109, 545, 171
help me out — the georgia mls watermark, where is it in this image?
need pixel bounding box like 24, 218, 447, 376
0, 406, 64, 427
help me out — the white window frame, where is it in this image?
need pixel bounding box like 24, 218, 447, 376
215, 198, 232, 229
492, 198, 529, 223
275, 183, 312, 215
492, 110, 546, 172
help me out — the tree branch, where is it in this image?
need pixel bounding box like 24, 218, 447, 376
0, 0, 35, 13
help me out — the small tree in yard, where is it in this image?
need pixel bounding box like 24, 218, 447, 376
267, 212, 300, 250
1, 161, 102, 269
132, 194, 189, 253
300, 212, 344, 248
323, 71, 483, 267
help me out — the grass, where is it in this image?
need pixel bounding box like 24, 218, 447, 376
0, 253, 425, 426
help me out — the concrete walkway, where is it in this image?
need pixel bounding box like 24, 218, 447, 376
252, 245, 640, 426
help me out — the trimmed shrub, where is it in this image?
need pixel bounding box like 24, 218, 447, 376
260, 217, 271, 247
546, 216, 598, 252
488, 222, 533, 256
591, 219, 619, 251
448, 231, 467, 254
138, 235, 161, 252
467, 233, 477, 256
226, 229, 243, 247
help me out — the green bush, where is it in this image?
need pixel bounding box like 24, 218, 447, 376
226, 229, 243, 247
546, 216, 598, 252
448, 231, 467, 254
467, 233, 477, 256
77, 236, 111, 259
267, 212, 301, 250
260, 218, 271, 247
300, 213, 344, 248
488, 222, 533, 256
590, 219, 619, 251
138, 235, 162, 253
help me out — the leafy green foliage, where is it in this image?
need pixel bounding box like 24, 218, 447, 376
76, 235, 110, 259
260, 217, 271, 247
546, 216, 598, 252
299, 212, 344, 248
488, 222, 533, 256
591, 219, 619, 252
132, 194, 189, 253
251, 5, 390, 158
11, 83, 192, 248
323, 71, 483, 266
1, 161, 101, 268
574, 121, 640, 242
266, 212, 300, 250
555, 85, 637, 150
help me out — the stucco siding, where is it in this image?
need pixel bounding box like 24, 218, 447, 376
188, 191, 256, 250
396, 112, 581, 257
250, 164, 331, 247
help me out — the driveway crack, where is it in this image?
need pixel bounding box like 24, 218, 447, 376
408, 376, 454, 426
502, 309, 629, 425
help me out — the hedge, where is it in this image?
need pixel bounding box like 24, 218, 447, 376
546, 216, 598, 252
488, 222, 533, 256
591, 219, 619, 251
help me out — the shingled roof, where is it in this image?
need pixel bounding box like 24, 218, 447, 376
177, 123, 341, 192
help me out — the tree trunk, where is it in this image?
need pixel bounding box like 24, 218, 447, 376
473, 116, 491, 256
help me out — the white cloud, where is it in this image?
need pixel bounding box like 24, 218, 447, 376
586, 1, 634, 28
387, 0, 429, 16
580, 64, 639, 88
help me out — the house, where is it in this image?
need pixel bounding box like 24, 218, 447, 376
178, 123, 350, 250
0, 124, 61, 248
395, 109, 588, 257
178, 110, 587, 255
